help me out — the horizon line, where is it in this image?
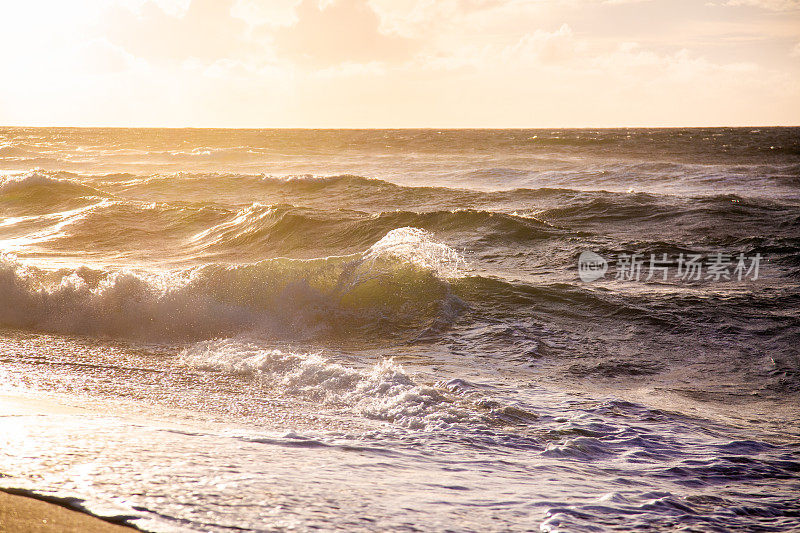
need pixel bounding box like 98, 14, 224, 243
1, 124, 799, 130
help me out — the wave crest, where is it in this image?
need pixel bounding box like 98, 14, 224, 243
0, 171, 109, 214
0, 229, 466, 341
181, 339, 470, 429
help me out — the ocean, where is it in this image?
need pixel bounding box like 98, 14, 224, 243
1, 127, 799, 532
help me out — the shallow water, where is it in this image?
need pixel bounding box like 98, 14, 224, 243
1, 127, 799, 531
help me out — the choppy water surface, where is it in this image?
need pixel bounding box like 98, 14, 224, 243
1, 127, 799, 532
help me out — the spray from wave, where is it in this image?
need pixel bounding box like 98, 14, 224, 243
0, 228, 467, 341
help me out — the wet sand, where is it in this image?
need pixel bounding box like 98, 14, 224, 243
0, 490, 135, 532
0, 393, 137, 532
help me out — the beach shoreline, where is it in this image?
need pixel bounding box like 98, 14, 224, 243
0, 392, 141, 532
0, 489, 137, 532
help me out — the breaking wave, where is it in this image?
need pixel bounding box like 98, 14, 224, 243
0, 171, 110, 215
180, 339, 475, 430
181, 338, 539, 430
0, 228, 466, 341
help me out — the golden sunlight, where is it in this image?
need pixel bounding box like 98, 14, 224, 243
1, 0, 798, 126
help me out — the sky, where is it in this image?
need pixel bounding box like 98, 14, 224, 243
1, 0, 799, 127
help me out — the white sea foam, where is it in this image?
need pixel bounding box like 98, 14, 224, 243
0, 171, 63, 192
0, 228, 465, 340
180, 339, 475, 430
360, 227, 466, 279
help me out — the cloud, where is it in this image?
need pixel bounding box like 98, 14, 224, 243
416, 23, 579, 71
104, 0, 254, 63
711, 0, 800, 10
273, 0, 415, 66
505, 24, 577, 64
2, 0, 798, 126
368, 0, 509, 38
230, 0, 300, 29
75, 38, 141, 74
